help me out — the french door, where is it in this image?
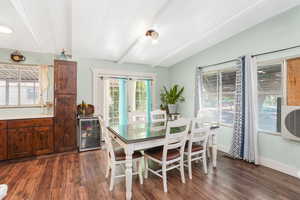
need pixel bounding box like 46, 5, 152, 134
103, 78, 153, 126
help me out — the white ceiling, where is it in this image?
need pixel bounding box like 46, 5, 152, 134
0, 0, 300, 67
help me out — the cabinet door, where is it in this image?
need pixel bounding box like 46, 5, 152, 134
0, 129, 7, 160
287, 58, 300, 106
8, 128, 33, 159
54, 94, 77, 152
54, 60, 77, 95
33, 126, 54, 155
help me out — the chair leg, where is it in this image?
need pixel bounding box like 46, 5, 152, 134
188, 154, 192, 179
144, 157, 149, 179
180, 157, 186, 184
138, 159, 143, 185
162, 164, 168, 193
109, 164, 115, 191
203, 154, 208, 174
105, 162, 110, 179
207, 146, 211, 159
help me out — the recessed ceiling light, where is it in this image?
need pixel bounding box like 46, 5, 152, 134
0, 25, 13, 34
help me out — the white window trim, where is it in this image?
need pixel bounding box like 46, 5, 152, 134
92, 68, 156, 118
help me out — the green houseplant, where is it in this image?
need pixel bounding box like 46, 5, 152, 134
160, 85, 185, 114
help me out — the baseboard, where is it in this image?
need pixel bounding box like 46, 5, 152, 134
217, 145, 230, 153
217, 145, 299, 179
259, 157, 299, 179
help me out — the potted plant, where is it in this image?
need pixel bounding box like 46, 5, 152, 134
160, 85, 185, 114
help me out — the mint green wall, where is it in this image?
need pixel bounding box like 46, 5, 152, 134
169, 6, 300, 171
0, 48, 169, 116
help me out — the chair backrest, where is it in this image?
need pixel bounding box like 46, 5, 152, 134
162, 118, 190, 161
128, 111, 147, 124
188, 118, 210, 151
98, 116, 116, 161
151, 109, 167, 123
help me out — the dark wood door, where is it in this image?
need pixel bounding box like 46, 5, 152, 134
54, 94, 77, 152
54, 60, 77, 95
0, 129, 7, 160
33, 126, 54, 155
8, 128, 33, 159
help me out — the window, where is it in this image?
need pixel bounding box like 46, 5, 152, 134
200, 69, 237, 125
257, 63, 282, 132
0, 65, 40, 107
108, 79, 120, 126
135, 80, 147, 112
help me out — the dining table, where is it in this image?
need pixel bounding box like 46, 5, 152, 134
107, 122, 219, 200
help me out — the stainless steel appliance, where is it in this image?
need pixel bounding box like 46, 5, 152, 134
77, 116, 101, 152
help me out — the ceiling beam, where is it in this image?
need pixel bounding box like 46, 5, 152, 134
117, 0, 171, 64
9, 0, 41, 49
151, 0, 266, 67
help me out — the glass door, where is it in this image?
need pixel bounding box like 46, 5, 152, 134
104, 78, 153, 126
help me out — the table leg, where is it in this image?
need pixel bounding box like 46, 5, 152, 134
212, 132, 217, 168
125, 147, 133, 200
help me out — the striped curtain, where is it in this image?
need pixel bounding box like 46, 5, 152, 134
230, 56, 259, 164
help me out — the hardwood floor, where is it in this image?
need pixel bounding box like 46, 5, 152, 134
0, 150, 300, 200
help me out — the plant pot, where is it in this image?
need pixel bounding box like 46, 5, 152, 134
168, 104, 177, 114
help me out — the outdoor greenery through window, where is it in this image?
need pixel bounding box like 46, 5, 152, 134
135, 81, 147, 112
0, 64, 40, 106
200, 69, 237, 125
257, 63, 282, 133
108, 79, 120, 126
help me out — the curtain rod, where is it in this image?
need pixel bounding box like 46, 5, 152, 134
99, 76, 153, 81
198, 59, 239, 69
251, 44, 300, 58
198, 44, 300, 69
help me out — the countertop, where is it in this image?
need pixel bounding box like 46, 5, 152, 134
0, 114, 53, 120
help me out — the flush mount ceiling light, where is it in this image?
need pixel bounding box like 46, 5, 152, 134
145, 29, 159, 44
0, 25, 13, 34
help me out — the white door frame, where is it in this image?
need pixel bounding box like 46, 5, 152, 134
92, 68, 156, 122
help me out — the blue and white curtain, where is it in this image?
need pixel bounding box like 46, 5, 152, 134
230, 55, 259, 164
146, 80, 152, 122
119, 78, 128, 125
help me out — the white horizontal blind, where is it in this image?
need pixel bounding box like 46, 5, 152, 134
0, 64, 40, 106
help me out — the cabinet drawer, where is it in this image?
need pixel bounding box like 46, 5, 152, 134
8, 118, 53, 129
0, 121, 7, 130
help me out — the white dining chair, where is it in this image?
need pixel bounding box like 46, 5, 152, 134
150, 110, 167, 124
0, 184, 7, 200
196, 110, 213, 158
128, 111, 147, 124
98, 116, 144, 191
184, 118, 210, 179
144, 118, 190, 193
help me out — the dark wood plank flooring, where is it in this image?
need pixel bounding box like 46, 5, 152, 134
0, 150, 300, 200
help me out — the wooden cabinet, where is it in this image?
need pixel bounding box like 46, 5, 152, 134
54, 95, 76, 152
7, 127, 33, 159
0, 118, 55, 160
0, 121, 7, 160
54, 60, 77, 153
287, 58, 300, 106
54, 60, 77, 95
33, 126, 54, 155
